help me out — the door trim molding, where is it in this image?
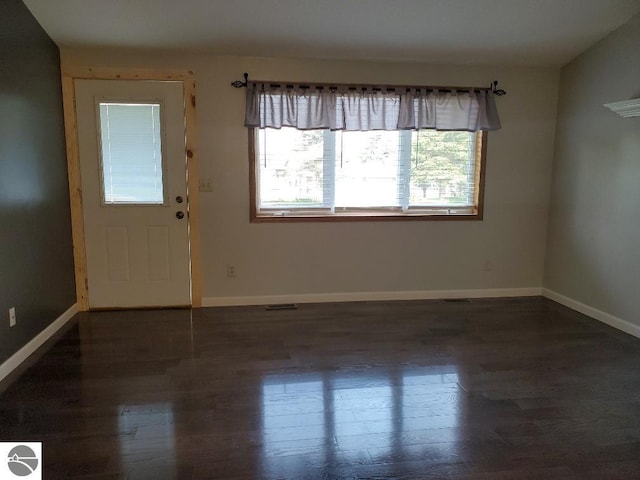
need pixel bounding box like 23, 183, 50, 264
61, 67, 202, 310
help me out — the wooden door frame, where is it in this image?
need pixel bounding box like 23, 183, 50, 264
61, 67, 202, 310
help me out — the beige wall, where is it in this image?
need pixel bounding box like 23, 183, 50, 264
62, 50, 559, 303
544, 13, 640, 324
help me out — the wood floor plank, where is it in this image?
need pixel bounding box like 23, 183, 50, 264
1, 297, 640, 478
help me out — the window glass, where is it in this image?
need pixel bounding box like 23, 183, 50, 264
409, 130, 477, 208
254, 127, 483, 219
98, 103, 164, 205
335, 131, 401, 208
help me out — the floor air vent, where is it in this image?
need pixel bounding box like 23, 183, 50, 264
442, 298, 472, 303
265, 303, 298, 311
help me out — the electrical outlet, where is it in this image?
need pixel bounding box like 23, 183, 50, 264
226, 265, 236, 278
9, 307, 16, 327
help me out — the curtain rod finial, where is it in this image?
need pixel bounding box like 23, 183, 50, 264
231, 72, 249, 88
491, 80, 507, 96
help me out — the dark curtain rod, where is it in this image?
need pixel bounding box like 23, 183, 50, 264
231, 73, 507, 96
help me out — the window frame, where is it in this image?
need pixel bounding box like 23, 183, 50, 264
248, 128, 487, 223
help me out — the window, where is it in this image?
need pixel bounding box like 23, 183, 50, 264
244, 80, 500, 221
252, 127, 485, 219
98, 102, 165, 205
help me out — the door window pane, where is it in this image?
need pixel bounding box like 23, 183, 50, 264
98, 103, 164, 204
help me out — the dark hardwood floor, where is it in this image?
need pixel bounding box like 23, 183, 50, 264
2, 297, 640, 479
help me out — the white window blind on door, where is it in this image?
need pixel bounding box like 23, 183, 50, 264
98, 102, 165, 205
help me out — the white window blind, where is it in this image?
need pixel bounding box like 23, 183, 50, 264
256, 128, 480, 215
98, 103, 164, 205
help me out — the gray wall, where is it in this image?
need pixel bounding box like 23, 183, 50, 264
544, 13, 640, 324
0, 0, 76, 363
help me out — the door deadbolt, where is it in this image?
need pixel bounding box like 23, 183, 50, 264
176, 196, 184, 203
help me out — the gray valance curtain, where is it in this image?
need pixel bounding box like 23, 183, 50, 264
244, 83, 501, 132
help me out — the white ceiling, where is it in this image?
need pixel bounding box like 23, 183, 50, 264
23, 0, 640, 66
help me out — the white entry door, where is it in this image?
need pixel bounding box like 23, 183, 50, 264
75, 79, 191, 308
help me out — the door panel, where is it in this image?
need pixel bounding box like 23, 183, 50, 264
146, 226, 171, 281
105, 226, 130, 281
75, 80, 191, 308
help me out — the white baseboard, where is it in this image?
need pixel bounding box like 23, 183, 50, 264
203, 287, 542, 307
542, 289, 640, 339
0, 303, 78, 384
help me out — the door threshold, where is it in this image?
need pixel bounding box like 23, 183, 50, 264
89, 305, 191, 312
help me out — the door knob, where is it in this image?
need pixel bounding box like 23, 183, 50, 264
176, 211, 185, 219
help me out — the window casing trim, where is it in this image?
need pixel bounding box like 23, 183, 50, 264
248, 129, 487, 223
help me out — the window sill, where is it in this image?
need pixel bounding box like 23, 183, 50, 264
251, 209, 482, 222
